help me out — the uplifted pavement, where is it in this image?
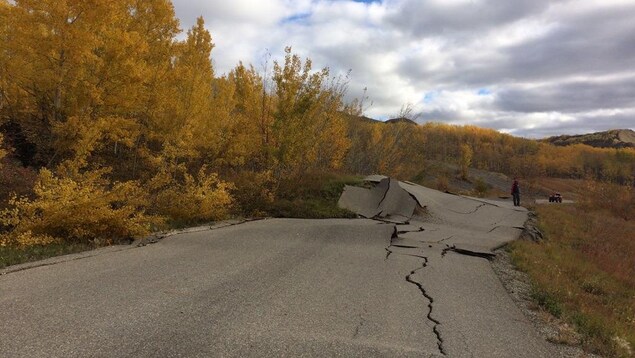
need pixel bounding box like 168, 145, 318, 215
340, 176, 553, 357
339, 176, 528, 257
0, 178, 555, 357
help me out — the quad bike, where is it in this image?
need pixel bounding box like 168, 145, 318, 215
548, 193, 562, 203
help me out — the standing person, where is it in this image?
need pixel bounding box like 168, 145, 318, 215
511, 178, 521, 207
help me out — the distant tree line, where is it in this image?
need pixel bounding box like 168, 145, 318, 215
419, 123, 635, 185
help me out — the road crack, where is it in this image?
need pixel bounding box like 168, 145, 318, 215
441, 245, 495, 260
396, 226, 425, 234
384, 223, 446, 355
385, 226, 398, 260
406, 258, 447, 356
352, 308, 367, 339
375, 178, 392, 215
446, 203, 486, 215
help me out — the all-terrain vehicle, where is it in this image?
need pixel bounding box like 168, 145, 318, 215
548, 193, 562, 203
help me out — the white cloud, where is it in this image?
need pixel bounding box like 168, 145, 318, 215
171, 0, 635, 137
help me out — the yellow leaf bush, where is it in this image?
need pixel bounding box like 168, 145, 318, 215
0, 168, 157, 247
148, 165, 234, 226
0, 231, 57, 249
0, 134, 6, 166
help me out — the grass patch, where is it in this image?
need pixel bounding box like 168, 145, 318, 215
531, 288, 563, 318
510, 203, 635, 357
271, 173, 361, 219
268, 198, 357, 219
0, 241, 97, 269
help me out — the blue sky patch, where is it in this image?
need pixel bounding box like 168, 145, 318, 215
477, 88, 492, 96
423, 91, 439, 103
281, 13, 312, 25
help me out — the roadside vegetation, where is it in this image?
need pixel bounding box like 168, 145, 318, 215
510, 181, 635, 357
1, 2, 635, 352
266, 173, 361, 219
0, 241, 96, 270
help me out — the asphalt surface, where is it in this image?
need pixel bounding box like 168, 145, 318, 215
0, 179, 557, 357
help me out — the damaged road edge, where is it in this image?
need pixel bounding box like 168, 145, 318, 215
136, 218, 265, 247
0, 219, 262, 276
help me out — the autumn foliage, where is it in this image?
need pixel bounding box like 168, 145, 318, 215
0, 0, 633, 248
147, 164, 234, 226
0, 134, 6, 165
0, 0, 354, 246
419, 123, 635, 184
0, 169, 155, 247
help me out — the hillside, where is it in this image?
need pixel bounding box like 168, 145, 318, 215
544, 129, 635, 149
385, 117, 417, 125
345, 114, 417, 125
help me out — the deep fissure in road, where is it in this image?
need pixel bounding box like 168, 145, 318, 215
384, 226, 398, 260
441, 245, 496, 260
406, 262, 447, 356
384, 225, 447, 356
384, 219, 505, 356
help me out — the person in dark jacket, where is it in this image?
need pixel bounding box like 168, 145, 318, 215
511, 178, 520, 206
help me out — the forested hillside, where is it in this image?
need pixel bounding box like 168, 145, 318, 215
418, 124, 635, 184
545, 129, 635, 149
1, 0, 633, 248
345, 119, 634, 184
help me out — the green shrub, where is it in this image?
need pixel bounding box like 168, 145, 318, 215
230, 170, 276, 217
474, 177, 490, 196
271, 172, 360, 218
532, 288, 563, 318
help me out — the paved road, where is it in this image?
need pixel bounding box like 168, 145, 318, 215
0, 181, 557, 357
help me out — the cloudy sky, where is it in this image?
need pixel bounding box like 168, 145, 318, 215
171, 0, 635, 138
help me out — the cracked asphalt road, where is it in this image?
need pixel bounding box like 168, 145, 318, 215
0, 179, 556, 357
1, 220, 441, 357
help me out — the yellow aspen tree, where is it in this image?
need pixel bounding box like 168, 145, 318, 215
343, 120, 375, 174
181, 16, 215, 121
375, 123, 425, 179
151, 16, 213, 162
207, 70, 261, 170
4, 0, 110, 162
3, 0, 175, 170
272, 47, 349, 178
225, 63, 271, 170
0, 0, 10, 122
117, 0, 180, 177
460, 143, 473, 180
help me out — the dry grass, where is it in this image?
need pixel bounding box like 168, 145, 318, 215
0, 241, 96, 269
511, 181, 635, 357
534, 177, 586, 200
